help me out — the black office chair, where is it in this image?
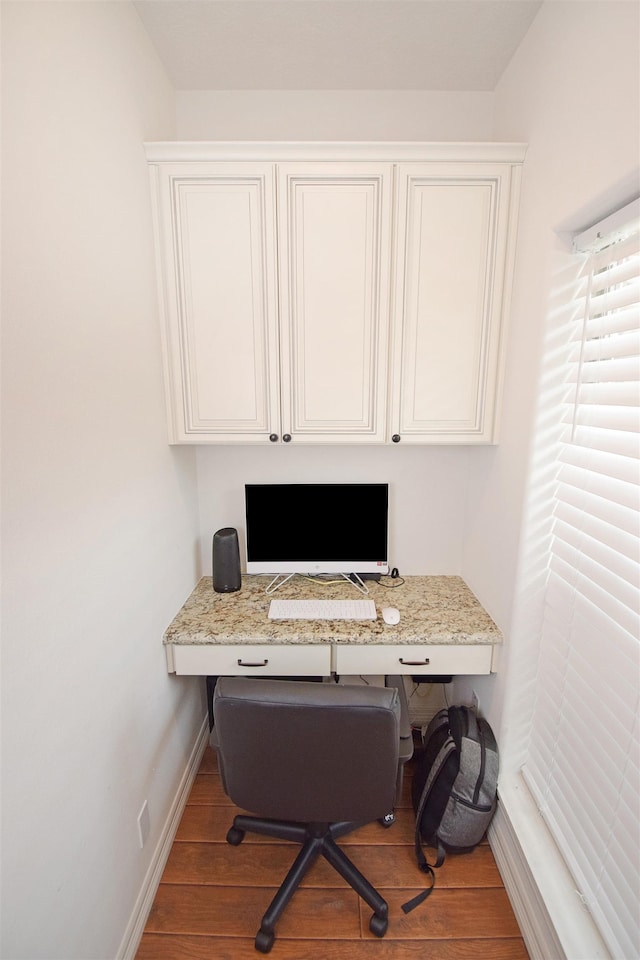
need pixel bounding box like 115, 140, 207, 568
212, 677, 402, 953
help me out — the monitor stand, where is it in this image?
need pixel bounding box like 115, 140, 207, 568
264, 572, 370, 596
265, 573, 296, 595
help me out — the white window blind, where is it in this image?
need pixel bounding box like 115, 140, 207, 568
521, 199, 640, 960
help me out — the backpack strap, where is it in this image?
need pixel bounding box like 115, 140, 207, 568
400, 833, 446, 913
400, 868, 434, 913
401, 737, 455, 914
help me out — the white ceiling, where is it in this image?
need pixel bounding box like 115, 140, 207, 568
134, 0, 542, 91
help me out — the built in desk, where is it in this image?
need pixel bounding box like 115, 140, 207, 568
163, 575, 502, 680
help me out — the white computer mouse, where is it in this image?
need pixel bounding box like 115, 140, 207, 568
381, 606, 400, 625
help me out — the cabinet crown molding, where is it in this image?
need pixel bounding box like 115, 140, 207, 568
144, 141, 527, 164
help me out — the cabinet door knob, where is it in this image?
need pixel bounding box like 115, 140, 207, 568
283, 434, 292, 443
269, 433, 279, 442
392, 434, 401, 443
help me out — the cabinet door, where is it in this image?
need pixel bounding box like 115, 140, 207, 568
277, 164, 393, 442
151, 163, 280, 442
391, 163, 518, 443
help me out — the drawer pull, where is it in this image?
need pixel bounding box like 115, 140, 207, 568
399, 658, 431, 666
237, 659, 269, 667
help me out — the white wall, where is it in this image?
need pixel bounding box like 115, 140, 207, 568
180, 88, 495, 577
457, 0, 639, 748
176, 89, 494, 141
196, 445, 469, 576
1, 4, 203, 958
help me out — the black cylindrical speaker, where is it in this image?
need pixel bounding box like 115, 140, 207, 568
212, 527, 241, 593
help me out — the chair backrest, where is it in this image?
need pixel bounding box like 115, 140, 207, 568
213, 677, 401, 823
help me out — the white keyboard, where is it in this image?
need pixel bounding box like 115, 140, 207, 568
268, 598, 377, 621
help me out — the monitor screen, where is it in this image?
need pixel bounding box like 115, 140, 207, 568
245, 483, 389, 576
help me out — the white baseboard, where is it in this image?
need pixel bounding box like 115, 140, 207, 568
489, 797, 565, 960
489, 780, 610, 960
116, 714, 210, 960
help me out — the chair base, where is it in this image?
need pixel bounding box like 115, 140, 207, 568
228, 814, 389, 953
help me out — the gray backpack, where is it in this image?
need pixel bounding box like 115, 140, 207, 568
402, 705, 499, 913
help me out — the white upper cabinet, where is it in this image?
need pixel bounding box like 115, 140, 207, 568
150, 162, 279, 442
390, 162, 520, 443
277, 164, 392, 442
146, 143, 524, 444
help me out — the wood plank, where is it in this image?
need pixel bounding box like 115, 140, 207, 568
144, 883, 361, 940
144, 884, 521, 943
136, 932, 530, 960
174, 804, 418, 845
197, 747, 218, 774
359, 887, 523, 940
161, 840, 503, 889
187, 773, 235, 805
343, 814, 418, 845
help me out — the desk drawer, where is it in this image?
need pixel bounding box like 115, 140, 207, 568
334, 644, 492, 676
170, 643, 332, 677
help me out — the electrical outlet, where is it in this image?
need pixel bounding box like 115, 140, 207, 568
137, 800, 150, 849
471, 689, 480, 715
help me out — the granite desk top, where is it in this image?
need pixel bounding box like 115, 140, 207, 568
163, 575, 502, 647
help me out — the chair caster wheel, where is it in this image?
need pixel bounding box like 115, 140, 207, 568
226, 826, 245, 845
255, 929, 275, 953
369, 913, 388, 938
380, 812, 395, 828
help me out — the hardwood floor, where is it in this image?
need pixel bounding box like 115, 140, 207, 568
136, 744, 529, 959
